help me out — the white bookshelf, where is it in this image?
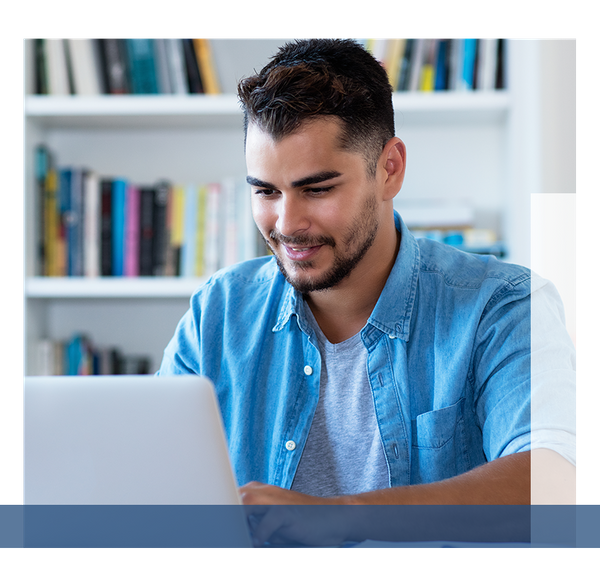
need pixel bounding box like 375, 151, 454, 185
24, 94, 244, 128
24, 39, 571, 375
25, 277, 207, 298
25, 91, 510, 127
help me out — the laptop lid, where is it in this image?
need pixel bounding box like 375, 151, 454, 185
24, 375, 254, 547
24, 375, 241, 506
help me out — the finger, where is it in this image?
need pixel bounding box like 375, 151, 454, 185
251, 506, 290, 547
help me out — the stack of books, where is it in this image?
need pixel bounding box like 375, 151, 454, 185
32, 39, 221, 96
364, 39, 505, 92
35, 145, 265, 278
36, 334, 152, 376
30, 38, 506, 97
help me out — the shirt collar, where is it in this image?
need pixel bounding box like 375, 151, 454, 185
366, 211, 420, 341
273, 211, 420, 342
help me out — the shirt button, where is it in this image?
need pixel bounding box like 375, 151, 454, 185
304, 365, 313, 375
285, 440, 296, 451
389, 335, 396, 339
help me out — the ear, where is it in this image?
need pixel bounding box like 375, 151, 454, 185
380, 138, 407, 201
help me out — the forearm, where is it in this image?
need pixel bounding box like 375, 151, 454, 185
342, 451, 531, 506
330, 452, 532, 543
241, 452, 532, 545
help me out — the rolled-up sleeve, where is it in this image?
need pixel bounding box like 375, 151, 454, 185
530, 272, 576, 465
471, 276, 533, 462
472, 271, 576, 466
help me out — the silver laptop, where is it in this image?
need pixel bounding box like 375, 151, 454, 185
24, 375, 253, 546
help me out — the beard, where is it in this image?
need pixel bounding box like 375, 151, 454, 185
263, 193, 380, 294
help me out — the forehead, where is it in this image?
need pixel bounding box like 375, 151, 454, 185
245, 118, 363, 179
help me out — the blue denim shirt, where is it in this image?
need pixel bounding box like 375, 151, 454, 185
158, 212, 531, 489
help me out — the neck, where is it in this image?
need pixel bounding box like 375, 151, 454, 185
305, 223, 400, 344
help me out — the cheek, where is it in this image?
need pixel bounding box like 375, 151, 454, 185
251, 199, 273, 234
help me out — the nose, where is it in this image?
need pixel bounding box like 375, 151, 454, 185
275, 194, 310, 238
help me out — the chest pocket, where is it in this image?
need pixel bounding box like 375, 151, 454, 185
410, 398, 468, 484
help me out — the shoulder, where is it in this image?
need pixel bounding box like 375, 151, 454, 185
416, 238, 530, 297
189, 255, 286, 308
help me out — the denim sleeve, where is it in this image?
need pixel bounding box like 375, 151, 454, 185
530, 273, 576, 465
156, 295, 203, 376
471, 276, 533, 462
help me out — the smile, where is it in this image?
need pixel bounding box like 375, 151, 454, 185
282, 244, 323, 262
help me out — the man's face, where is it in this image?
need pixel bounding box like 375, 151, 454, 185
246, 118, 386, 294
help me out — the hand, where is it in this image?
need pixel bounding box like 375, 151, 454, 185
239, 481, 330, 505
239, 482, 355, 546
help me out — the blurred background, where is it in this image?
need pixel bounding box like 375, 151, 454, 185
23, 38, 576, 375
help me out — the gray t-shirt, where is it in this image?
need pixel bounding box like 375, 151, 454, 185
291, 304, 390, 498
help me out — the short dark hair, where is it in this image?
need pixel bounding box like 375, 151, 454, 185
237, 38, 395, 177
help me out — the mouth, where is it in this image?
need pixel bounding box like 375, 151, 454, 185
282, 243, 324, 262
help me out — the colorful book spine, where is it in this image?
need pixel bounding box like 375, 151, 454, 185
192, 39, 220, 94
125, 39, 159, 94
124, 184, 140, 277
194, 186, 207, 277
83, 170, 100, 278
38, 333, 152, 376
33, 38, 505, 96
181, 184, 199, 277
460, 39, 477, 91
139, 187, 156, 276
111, 178, 127, 276
35, 148, 319, 278
366, 38, 505, 93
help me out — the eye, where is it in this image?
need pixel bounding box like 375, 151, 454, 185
253, 188, 278, 197
305, 186, 333, 195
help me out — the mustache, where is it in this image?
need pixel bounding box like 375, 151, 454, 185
269, 230, 335, 248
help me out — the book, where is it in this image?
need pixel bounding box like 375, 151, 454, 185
152, 182, 170, 276
43, 169, 59, 276
182, 39, 204, 94
67, 39, 103, 95
124, 184, 140, 277
44, 39, 71, 95
35, 146, 49, 276
153, 39, 173, 94
32, 38, 506, 98
125, 39, 159, 94
139, 187, 156, 276
163, 185, 183, 276
192, 39, 221, 94
476, 39, 499, 91
83, 170, 100, 278
35, 147, 271, 278
164, 39, 189, 94
460, 39, 477, 91
204, 183, 220, 275
362, 38, 506, 93
98, 39, 130, 94
111, 178, 127, 276
100, 179, 113, 276
40, 334, 153, 376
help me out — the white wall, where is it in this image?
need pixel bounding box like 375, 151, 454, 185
539, 40, 576, 195
531, 40, 576, 343
530, 193, 576, 343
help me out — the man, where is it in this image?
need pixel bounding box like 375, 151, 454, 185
158, 40, 575, 525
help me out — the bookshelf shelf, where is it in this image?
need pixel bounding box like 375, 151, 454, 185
393, 91, 509, 124
25, 276, 207, 298
24, 94, 244, 129
25, 91, 510, 129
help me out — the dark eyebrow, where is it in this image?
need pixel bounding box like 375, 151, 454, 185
291, 171, 342, 188
246, 176, 277, 190
246, 171, 342, 190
